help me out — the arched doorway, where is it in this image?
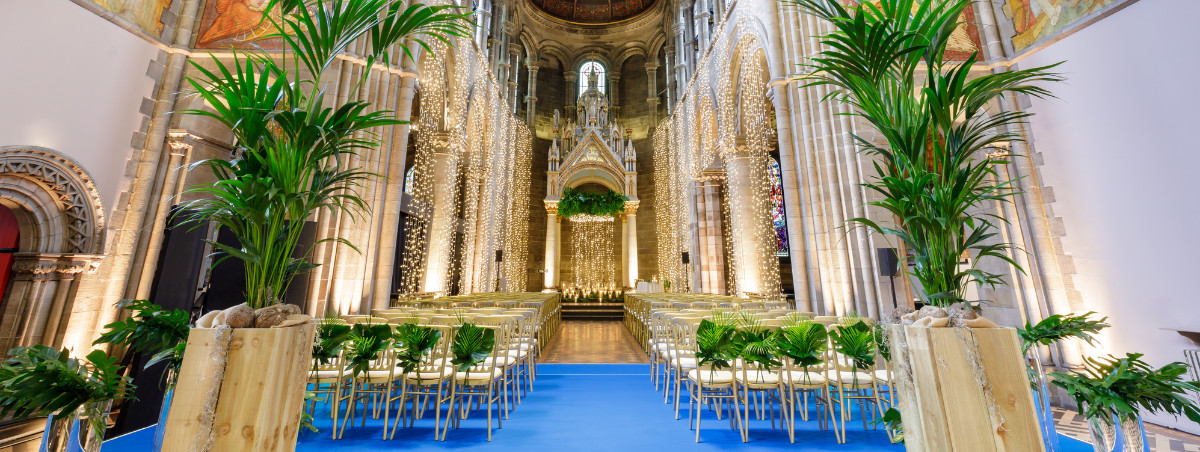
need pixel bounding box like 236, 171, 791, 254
0, 206, 17, 305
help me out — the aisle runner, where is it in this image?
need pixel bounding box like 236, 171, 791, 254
106, 364, 1095, 451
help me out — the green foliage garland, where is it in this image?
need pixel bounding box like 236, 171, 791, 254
556, 187, 627, 218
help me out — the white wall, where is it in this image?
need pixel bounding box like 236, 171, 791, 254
0, 0, 161, 218
1022, 0, 1200, 434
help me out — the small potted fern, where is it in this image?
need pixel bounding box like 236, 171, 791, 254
0, 346, 132, 452
1051, 353, 1200, 452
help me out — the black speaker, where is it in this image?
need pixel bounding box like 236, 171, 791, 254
877, 248, 899, 277
112, 207, 210, 436
495, 250, 504, 262
681, 252, 690, 264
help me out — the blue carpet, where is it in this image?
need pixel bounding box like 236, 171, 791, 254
105, 364, 1096, 451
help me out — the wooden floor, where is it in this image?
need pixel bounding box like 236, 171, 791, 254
541, 320, 649, 364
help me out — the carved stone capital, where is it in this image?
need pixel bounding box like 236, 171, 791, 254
544, 201, 559, 215
11, 254, 103, 281
624, 201, 640, 215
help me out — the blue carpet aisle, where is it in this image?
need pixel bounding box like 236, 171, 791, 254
106, 364, 1095, 451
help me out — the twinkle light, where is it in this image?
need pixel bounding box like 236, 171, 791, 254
567, 217, 617, 290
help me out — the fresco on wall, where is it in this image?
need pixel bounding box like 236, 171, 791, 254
1005, 0, 1119, 51
839, 1, 981, 61
195, 0, 283, 49
91, 0, 173, 35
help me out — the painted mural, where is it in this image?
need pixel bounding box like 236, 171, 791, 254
90, 0, 173, 35
840, 1, 981, 61
1005, 0, 1119, 51
195, 0, 283, 49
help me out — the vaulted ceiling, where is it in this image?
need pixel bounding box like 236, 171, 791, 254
529, 0, 656, 23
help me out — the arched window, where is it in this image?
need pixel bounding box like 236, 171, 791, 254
579, 60, 606, 94
404, 166, 417, 195
769, 157, 789, 256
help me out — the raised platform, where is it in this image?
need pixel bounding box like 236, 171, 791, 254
560, 302, 624, 321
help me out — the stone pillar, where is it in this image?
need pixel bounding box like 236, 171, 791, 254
625, 202, 639, 288
769, 82, 812, 310
694, 181, 710, 292
543, 203, 560, 289
608, 71, 621, 117
509, 49, 521, 115
664, 45, 677, 113
700, 172, 726, 294
423, 138, 459, 294
564, 71, 579, 118
371, 70, 420, 309
525, 63, 540, 126
724, 138, 761, 296
645, 62, 660, 129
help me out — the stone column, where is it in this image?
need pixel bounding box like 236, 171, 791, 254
625, 202, 640, 288
423, 137, 459, 294
769, 82, 812, 310
608, 71, 621, 117
700, 171, 726, 294
664, 45, 677, 113
723, 138, 762, 295
564, 71, 579, 118
509, 49, 521, 115
543, 203, 560, 289
370, 69, 420, 309
645, 62, 660, 129
693, 181, 710, 292
525, 63, 540, 126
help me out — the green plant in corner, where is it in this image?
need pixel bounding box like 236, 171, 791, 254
93, 299, 191, 387
178, 0, 473, 309
1050, 353, 1200, 425
789, 0, 1064, 307
0, 346, 133, 436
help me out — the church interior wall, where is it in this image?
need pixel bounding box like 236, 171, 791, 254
1017, 0, 1200, 434
0, 0, 161, 218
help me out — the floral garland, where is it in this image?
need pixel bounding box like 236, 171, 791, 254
557, 187, 627, 217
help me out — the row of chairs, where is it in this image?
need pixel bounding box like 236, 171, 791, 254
626, 293, 894, 444
308, 293, 561, 442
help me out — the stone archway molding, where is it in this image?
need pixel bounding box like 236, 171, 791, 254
0, 146, 106, 255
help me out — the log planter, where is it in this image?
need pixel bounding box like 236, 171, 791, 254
888, 325, 1044, 452
161, 324, 315, 452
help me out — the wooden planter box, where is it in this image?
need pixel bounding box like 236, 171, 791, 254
161, 324, 315, 452
890, 325, 1044, 452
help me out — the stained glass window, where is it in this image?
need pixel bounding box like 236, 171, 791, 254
769, 158, 789, 256
579, 61, 606, 94
404, 166, 416, 195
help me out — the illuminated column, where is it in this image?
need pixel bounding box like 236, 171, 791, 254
664, 45, 676, 113
544, 202, 560, 289
694, 181, 710, 292
625, 202, 639, 288
423, 136, 459, 294
645, 62, 660, 129
724, 137, 760, 295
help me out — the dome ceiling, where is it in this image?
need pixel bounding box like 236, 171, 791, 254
530, 0, 655, 23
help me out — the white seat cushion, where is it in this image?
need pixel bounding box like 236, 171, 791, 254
310, 370, 343, 380
873, 369, 890, 383
736, 369, 780, 385
455, 368, 504, 383
674, 357, 698, 369
404, 369, 453, 381
782, 371, 827, 386
687, 369, 734, 384
826, 370, 877, 386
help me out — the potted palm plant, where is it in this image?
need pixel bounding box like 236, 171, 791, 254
1051, 354, 1200, 452
0, 346, 132, 452
161, 1, 471, 451
789, 0, 1063, 449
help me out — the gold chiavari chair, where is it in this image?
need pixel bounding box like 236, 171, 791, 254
445, 325, 505, 441
388, 324, 454, 440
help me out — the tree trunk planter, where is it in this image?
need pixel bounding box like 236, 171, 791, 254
161, 324, 315, 452
888, 325, 1044, 452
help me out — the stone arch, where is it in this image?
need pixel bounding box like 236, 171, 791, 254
0, 146, 104, 255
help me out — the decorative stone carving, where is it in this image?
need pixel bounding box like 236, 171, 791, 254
0, 147, 106, 254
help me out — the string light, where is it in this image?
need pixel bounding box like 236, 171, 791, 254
566, 217, 617, 291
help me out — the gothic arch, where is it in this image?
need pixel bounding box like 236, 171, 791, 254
0, 146, 104, 255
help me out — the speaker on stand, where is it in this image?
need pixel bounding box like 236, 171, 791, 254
495, 250, 503, 292
877, 248, 900, 309
681, 252, 690, 293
